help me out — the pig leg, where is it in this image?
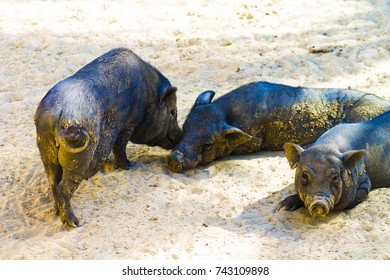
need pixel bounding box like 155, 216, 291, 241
346, 189, 369, 209
38, 140, 62, 183
275, 194, 304, 212
43, 162, 63, 214
346, 173, 371, 209
37, 139, 63, 213
231, 136, 263, 155
53, 172, 83, 227
45, 164, 62, 189
113, 130, 136, 170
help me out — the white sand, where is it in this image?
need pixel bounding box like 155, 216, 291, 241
0, 0, 389, 260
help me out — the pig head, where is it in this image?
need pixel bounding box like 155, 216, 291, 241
282, 143, 366, 217
167, 91, 252, 172
130, 79, 182, 150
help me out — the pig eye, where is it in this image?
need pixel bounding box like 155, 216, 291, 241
332, 174, 339, 182
202, 143, 213, 151
301, 172, 309, 185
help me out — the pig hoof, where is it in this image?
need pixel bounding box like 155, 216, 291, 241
115, 159, 136, 170
123, 161, 137, 170
59, 209, 81, 228
62, 215, 80, 228
275, 195, 303, 212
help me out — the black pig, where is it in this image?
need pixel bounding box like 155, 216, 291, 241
278, 111, 390, 217
168, 81, 390, 172
35, 48, 182, 227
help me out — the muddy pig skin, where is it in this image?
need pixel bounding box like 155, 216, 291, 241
35, 48, 182, 227
278, 111, 390, 217
168, 81, 390, 172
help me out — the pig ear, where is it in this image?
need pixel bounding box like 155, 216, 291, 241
284, 143, 304, 169
194, 91, 215, 106
342, 150, 365, 172
159, 86, 177, 108
222, 124, 252, 148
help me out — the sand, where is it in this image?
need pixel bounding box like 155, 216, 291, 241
0, 0, 389, 260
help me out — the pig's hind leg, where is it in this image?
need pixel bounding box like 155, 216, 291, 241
113, 130, 136, 170
231, 136, 263, 155
55, 145, 95, 227
44, 163, 63, 215
37, 134, 63, 214
53, 171, 84, 227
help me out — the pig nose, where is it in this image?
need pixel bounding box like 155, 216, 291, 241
308, 200, 330, 217
167, 150, 184, 172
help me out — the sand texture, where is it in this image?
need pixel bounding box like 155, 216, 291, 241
1, 0, 390, 259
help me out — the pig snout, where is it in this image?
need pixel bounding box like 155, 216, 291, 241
307, 199, 330, 217
305, 196, 333, 217
167, 150, 184, 172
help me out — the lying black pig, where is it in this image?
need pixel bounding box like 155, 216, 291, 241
35, 48, 182, 227
278, 110, 390, 217
168, 81, 390, 172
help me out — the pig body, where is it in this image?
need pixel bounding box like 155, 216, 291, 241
168, 81, 390, 172
278, 111, 390, 217
35, 48, 182, 227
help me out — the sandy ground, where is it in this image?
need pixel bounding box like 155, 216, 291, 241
1, 0, 390, 260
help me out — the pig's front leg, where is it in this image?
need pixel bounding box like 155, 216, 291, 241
346, 188, 368, 209
275, 194, 304, 212
346, 171, 370, 209
113, 130, 136, 170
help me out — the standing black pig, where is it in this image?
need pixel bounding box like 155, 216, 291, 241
35, 48, 182, 227
278, 111, 390, 217
168, 81, 390, 172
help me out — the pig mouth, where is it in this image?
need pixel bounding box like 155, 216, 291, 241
149, 129, 179, 149
167, 149, 200, 172
306, 196, 334, 218
161, 137, 176, 149
166, 131, 182, 148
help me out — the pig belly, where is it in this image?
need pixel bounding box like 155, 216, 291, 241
365, 141, 390, 188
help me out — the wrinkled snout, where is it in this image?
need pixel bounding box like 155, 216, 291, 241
167, 150, 184, 172
167, 145, 201, 173
307, 199, 331, 217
